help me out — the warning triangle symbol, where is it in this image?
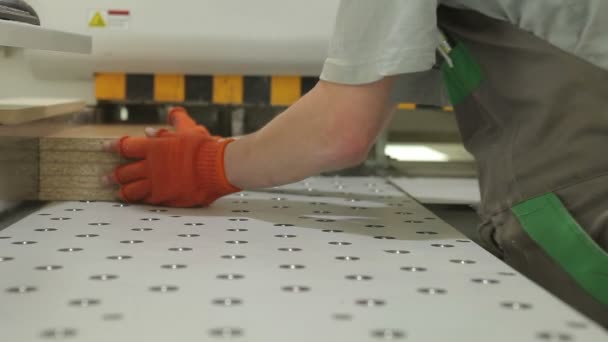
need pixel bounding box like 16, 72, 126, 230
89, 12, 106, 27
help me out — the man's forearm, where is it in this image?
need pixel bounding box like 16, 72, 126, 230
224, 78, 395, 190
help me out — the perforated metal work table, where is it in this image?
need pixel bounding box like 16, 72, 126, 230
0, 177, 605, 341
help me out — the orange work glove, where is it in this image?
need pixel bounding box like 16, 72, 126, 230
155, 106, 211, 137
110, 107, 240, 207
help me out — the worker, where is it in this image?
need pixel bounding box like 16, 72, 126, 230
103, 1, 608, 327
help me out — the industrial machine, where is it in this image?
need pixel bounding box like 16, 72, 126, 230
5, 0, 469, 169
2, 1, 605, 341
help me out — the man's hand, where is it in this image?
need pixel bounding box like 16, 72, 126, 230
103, 107, 239, 207
152, 106, 211, 137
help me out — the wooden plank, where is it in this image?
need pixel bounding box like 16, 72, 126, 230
0, 123, 166, 201
40, 163, 115, 177
40, 175, 111, 189
0, 161, 38, 200
40, 124, 156, 139
37, 124, 165, 201
0, 98, 86, 125
0, 135, 38, 201
41, 151, 120, 164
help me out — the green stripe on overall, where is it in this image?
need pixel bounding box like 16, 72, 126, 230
513, 194, 608, 305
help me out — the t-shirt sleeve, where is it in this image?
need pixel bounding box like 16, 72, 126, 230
320, 0, 439, 85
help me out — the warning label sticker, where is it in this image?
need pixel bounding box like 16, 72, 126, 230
88, 9, 130, 29
88, 11, 106, 28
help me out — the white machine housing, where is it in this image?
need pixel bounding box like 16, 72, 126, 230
26, 0, 339, 80
0, 1, 338, 103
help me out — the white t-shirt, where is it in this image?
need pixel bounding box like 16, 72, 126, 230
320, 0, 608, 85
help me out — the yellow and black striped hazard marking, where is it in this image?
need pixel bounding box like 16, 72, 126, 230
400, 103, 454, 112
95, 73, 317, 106
95, 73, 453, 111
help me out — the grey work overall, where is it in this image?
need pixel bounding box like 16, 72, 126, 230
437, 6, 608, 327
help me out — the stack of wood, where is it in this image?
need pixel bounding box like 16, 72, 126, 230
38, 125, 149, 201
0, 98, 162, 201
0, 135, 38, 200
